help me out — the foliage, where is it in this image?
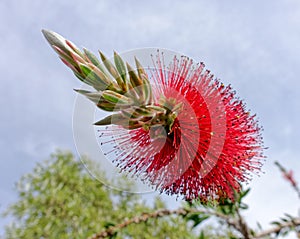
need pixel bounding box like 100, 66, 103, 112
3, 152, 300, 239
3, 151, 195, 239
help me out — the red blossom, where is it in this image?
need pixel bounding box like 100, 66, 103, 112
99, 53, 264, 202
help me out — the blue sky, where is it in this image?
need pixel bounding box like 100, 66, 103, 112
1, 0, 300, 237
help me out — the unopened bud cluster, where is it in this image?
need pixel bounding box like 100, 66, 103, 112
42, 30, 181, 132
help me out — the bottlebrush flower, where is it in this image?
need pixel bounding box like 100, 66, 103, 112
42, 30, 265, 202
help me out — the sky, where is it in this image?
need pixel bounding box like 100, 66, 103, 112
0, 0, 300, 238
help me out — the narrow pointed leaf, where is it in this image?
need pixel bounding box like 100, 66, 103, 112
114, 51, 127, 84
52, 45, 76, 66
126, 62, 143, 88
74, 89, 91, 95
83, 48, 105, 72
74, 72, 85, 82
145, 105, 167, 114
70, 52, 85, 64
79, 64, 109, 90
102, 90, 133, 105
59, 57, 78, 73
135, 57, 147, 79
134, 107, 155, 117
121, 109, 141, 119
66, 40, 84, 57
135, 57, 153, 103
141, 76, 153, 104
97, 102, 119, 112
74, 89, 103, 103
94, 113, 127, 126
94, 115, 114, 125
99, 51, 125, 90
79, 64, 93, 77
87, 63, 112, 86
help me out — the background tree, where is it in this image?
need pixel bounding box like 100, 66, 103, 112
3, 151, 300, 239
3, 151, 196, 239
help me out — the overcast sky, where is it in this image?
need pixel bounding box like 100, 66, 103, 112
1, 0, 300, 238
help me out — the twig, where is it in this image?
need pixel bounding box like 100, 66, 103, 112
87, 208, 232, 239
236, 209, 251, 239
87, 207, 300, 239
254, 218, 300, 238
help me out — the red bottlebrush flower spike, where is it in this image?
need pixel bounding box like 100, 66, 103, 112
42, 30, 264, 202
99, 53, 264, 202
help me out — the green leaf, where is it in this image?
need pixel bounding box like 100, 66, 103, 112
79, 64, 109, 91
79, 63, 92, 76
134, 57, 147, 80
239, 203, 249, 210
140, 76, 153, 104
99, 51, 125, 91
239, 188, 250, 201
271, 221, 281, 226
126, 62, 143, 89
94, 115, 114, 126
145, 105, 166, 114
104, 221, 116, 229
97, 101, 122, 112
134, 107, 155, 117
198, 231, 205, 239
84, 48, 102, 67
186, 213, 210, 228
94, 113, 125, 126
102, 90, 133, 105
65, 40, 84, 57
256, 222, 262, 230
74, 71, 85, 82
114, 51, 128, 84
121, 108, 141, 119
74, 89, 103, 104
